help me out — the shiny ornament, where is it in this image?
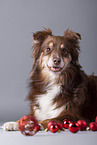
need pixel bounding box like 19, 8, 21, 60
19, 115, 39, 136
49, 124, 59, 133
47, 121, 57, 130
69, 122, 79, 133
57, 123, 64, 130
77, 120, 87, 131
63, 119, 70, 129
89, 122, 97, 131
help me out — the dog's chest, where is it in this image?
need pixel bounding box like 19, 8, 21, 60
34, 84, 65, 121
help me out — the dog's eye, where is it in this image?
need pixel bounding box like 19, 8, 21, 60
62, 48, 66, 52
47, 48, 51, 51
62, 48, 68, 56
44, 47, 51, 54
62, 48, 67, 54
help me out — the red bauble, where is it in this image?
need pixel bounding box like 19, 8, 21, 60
77, 120, 87, 131
34, 124, 40, 133
19, 115, 39, 136
47, 121, 60, 133
95, 116, 97, 123
89, 122, 97, 131
47, 121, 57, 130
69, 122, 79, 133
57, 123, 63, 130
63, 119, 70, 129
49, 124, 59, 133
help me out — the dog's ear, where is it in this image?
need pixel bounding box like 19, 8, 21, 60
33, 28, 52, 45
64, 30, 81, 63
64, 29, 81, 39
64, 29, 81, 48
32, 28, 52, 68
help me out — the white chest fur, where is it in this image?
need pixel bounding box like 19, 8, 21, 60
34, 84, 65, 121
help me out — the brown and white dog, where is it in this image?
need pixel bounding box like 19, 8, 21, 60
3, 28, 97, 130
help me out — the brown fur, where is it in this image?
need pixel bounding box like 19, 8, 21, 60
27, 28, 97, 129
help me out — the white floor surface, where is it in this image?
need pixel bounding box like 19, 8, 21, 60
0, 122, 97, 145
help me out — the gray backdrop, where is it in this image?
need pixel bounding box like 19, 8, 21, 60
0, 0, 97, 122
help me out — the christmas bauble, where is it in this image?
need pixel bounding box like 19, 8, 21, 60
89, 122, 97, 131
63, 119, 70, 129
77, 120, 87, 131
47, 121, 57, 130
69, 122, 79, 133
19, 115, 39, 136
49, 124, 59, 133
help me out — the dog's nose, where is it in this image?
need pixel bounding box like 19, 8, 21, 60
53, 58, 61, 65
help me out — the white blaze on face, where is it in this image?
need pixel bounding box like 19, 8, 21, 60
47, 55, 64, 68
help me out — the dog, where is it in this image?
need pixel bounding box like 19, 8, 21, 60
3, 28, 97, 130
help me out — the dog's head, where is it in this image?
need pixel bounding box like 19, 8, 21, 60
32, 28, 81, 74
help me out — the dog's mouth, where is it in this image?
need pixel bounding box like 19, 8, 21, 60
47, 65, 63, 72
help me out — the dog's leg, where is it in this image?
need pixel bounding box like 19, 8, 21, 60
2, 120, 20, 131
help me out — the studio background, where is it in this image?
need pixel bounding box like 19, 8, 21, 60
0, 0, 97, 122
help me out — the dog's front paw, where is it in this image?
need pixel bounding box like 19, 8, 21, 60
2, 122, 19, 131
